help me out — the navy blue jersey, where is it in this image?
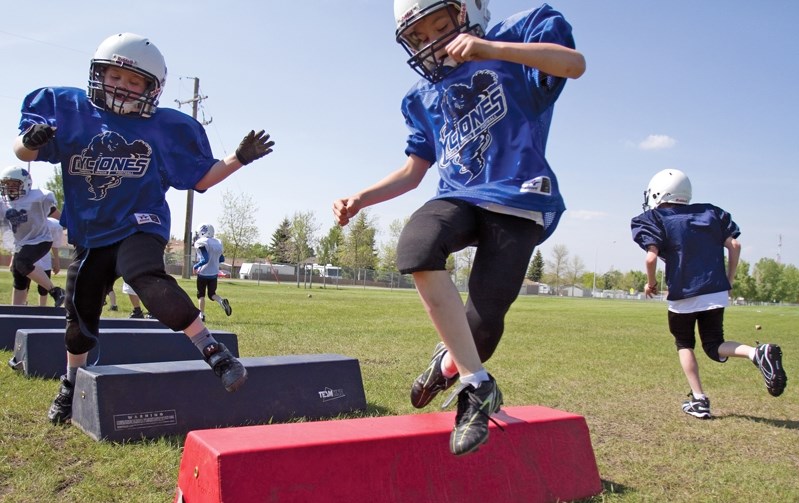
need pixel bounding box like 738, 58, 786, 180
18, 87, 217, 248
401, 4, 575, 243
631, 203, 741, 300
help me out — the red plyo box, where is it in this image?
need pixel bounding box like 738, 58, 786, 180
175, 405, 602, 503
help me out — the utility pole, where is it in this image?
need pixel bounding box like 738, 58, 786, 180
175, 77, 211, 279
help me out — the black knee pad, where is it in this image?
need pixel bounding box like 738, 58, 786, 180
65, 321, 98, 355
701, 340, 724, 362
466, 297, 508, 363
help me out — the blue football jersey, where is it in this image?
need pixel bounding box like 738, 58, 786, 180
18, 87, 217, 248
401, 4, 576, 243
631, 203, 741, 301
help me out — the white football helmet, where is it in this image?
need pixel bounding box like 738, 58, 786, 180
0, 166, 33, 202
642, 169, 692, 211
197, 223, 215, 239
88, 33, 167, 118
394, 0, 491, 83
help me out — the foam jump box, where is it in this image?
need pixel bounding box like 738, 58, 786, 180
9, 329, 239, 378
0, 314, 167, 350
71, 354, 366, 442
0, 305, 65, 316
174, 405, 602, 503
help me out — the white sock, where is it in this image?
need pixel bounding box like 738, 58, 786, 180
460, 370, 490, 389
748, 347, 757, 361
692, 392, 706, 400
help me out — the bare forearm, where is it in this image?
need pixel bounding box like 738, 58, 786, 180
13, 137, 38, 162
484, 41, 585, 78
195, 155, 243, 191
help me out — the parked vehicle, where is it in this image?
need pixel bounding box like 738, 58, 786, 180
239, 262, 295, 280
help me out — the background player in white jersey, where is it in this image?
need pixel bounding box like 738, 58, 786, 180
631, 169, 787, 419
193, 223, 231, 321
30, 217, 65, 306
333, 1, 585, 455
13, 32, 275, 424
0, 166, 65, 307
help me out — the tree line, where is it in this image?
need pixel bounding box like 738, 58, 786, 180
525, 246, 799, 304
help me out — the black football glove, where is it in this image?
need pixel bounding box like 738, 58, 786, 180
235, 130, 274, 165
21, 124, 57, 150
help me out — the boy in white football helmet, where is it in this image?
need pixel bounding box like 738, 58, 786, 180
193, 223, 232, 320
631, 169, 787, 419
0, 166, 65, 307
13, 32, 275, 425
334, 1, 585, 455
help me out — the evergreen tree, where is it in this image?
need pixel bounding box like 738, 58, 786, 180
527, 249, 545, 281
268, 217, 293, 263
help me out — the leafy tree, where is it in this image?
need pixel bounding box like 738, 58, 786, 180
268, 217, 293, 263
527, 249, 545, 282
44, 166, 64, 210
217, 190, 259, 271
340, 211, 378, 276
379, 218, 406, 272
544, 244, 569, 291
600, 268, 623, 290
753, 258, 781, 302
777, 264, 799, 304
566, 255, 585, 295
623, 270, 647, 292
453, 246, 475, 289
289, 211, 319, 285
245, 242, 271, 261
732, 259, 756, 301
317, 223, 344, 267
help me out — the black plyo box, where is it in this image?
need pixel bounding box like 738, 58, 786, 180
0, 305, 65, 316
71, 354, 367, 442
10, 329, 239, 378
0, 315, 167, 350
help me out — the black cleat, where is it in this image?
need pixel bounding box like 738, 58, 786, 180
445, 375, 503, 456
410, 342, 458, 409
48, 375, 74, 424
203, 343, 248, 392
682, 393, 711, 419
50, 286, 66, 308
221, 298, 232, 316
753, 343, 787, 397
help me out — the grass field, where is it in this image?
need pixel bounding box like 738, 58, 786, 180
0, 273, 797, 502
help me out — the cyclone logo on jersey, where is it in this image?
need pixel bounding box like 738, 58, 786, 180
4, 208, 28, 233
439, 70, 507, 183
67, 131, 152, 201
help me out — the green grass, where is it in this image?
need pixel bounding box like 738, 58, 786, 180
1, 273, 797, 502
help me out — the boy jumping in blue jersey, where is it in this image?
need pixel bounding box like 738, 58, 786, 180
631, 169, 787, 419
13, 32, 274, 424
333, 1, 585, 455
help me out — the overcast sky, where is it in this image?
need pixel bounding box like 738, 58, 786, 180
2, 0, 797, 275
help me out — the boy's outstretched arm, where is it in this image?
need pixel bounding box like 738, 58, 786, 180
446, 35, 585, 79
725, 236, 741, 286
195, 130, 274, 190
644, 245, 659, 298
13, 124, 57, 162
332, 154, 431, 226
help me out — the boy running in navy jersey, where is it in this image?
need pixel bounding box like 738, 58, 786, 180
333, 1, 584, 455
13, 32, 274, 424
631, 168, 787, 419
